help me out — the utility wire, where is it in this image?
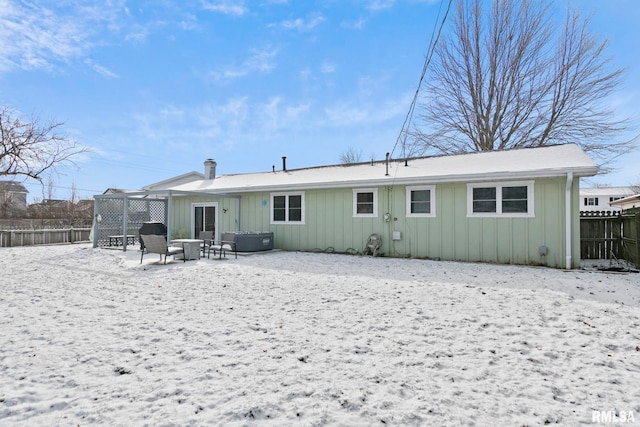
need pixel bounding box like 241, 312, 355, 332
389, 0, 453, 161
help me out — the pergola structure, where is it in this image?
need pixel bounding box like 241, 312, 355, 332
92, 190, 239, 251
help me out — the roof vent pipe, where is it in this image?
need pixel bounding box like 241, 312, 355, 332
282, 156, 287, 172
385, 152, 390, 176
204, 159, 217, 180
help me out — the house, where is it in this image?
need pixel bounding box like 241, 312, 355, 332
609, 194, 640, 211
94, 144, 598, 268
0, 180, 28, 217
28, 199, 71, 218
579, 186, 634, 213
102, 188, 135, 195
145, 143, 594, 269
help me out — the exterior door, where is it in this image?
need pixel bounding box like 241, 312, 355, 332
192, 203, 217, 239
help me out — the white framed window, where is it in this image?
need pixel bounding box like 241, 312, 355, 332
353, 188, 378, 218
584, 197, 599, 206
467, 181, 534, 217
270, 192, 305, 224
406, 185, 436, 217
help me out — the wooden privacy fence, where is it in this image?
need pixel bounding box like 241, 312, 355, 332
580, 211, 622, 260
0, 228, 91, 248
580, 209, 640, 268
620, 209, 640, 268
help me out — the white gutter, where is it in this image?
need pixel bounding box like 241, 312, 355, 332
565, 172, 574, 269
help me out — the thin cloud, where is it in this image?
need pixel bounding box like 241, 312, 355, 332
201, 0, 248, 16
124, 24, 151, 43
260, 96, 311, 130
211, 46, 279, 80
341, 17, 367, 30
368, 0, 396, 11
0, 0, 127, 73
324, 92, 413, 127
0, 1, 89, 71
274, 15, 325, 31
133, 96, 313, 154
321, 61, 336, 74
179, 14, 199, 31
85, 60, 119, 78
246, 47, 278, 72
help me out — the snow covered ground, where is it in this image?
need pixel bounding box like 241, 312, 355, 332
1, 243, 639, 426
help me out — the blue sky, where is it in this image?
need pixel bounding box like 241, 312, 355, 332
1, 0, 639, 202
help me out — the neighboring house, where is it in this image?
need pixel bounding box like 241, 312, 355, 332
102, 188, 135, 195
28, 199, 71, 218
579, 186, 634, 212
0, 180, 28, 217
73, 199, 95, 219
609, 194, 640, 211
154, 143, 597, 269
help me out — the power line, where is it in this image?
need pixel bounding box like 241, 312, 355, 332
390, 0, 453, 160
88, 156, 176, 174
22, 182, 103, 193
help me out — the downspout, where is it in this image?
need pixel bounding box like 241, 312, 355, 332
565, 172, 574, 269
236, 196, 241, 231
168, 191, 173, 243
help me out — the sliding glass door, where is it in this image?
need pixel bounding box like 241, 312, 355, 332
192, 203, 217, 239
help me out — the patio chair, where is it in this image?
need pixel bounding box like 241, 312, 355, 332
140, 234, 185, 264
208, 232, 237, 259
198, 230, 214, 257
363, 233, 382, 257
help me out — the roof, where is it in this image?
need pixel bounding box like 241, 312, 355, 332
609, 194, 640, 210
102, 188, 135, 195
0, 180, 29, 193
580, 186, 635, 197
172, 144, 599, 194
142, 171, 204, 191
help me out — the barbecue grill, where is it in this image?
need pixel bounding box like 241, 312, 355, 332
139, 222, 167, 250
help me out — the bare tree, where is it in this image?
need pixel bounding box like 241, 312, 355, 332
339, 146, 364, 164
412, 0, 636, 168
0, 106, 88, 180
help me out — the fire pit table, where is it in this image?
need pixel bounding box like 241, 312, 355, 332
172, 239, 204, 260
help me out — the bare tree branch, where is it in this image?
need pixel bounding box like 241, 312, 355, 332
411, 0, 637, 167
339, 146, 364, 164
0, 106, 89, 181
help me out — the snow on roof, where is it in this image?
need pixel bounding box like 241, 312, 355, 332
609, 193, 640, 209
142, 171, 204, 191
172, 144, 598, 194
580, 186, 635, 196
